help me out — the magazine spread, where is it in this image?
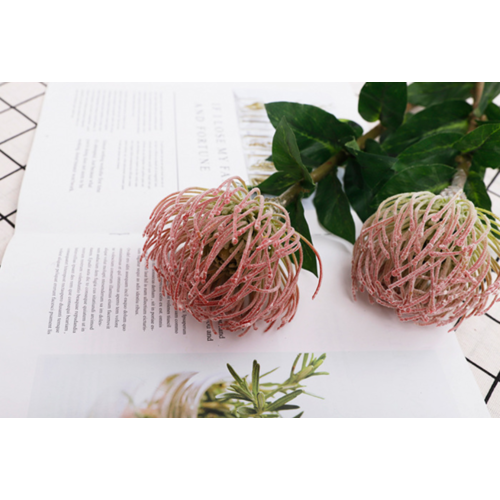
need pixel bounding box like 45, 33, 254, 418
0, 83, 489, 417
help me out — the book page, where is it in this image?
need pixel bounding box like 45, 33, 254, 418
15, 83, 247, 234
0, 83, 489, 417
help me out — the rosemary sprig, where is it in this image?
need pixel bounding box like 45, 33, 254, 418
213, 353, 328, 418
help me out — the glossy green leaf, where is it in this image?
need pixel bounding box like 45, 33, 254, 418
393, 132, 463, 171
382, 100, 471, 156
313, 169, 356, 244
257, 117, 314, 195
344, 160, 377, 223
469, 158, 486, 179
373, 164, 456, 209
349, 149, 397, 190
267, 125, 359, 171
287, 198, 318, 277
476, 83, 500, 116
475, 120, 500, 128
298, 140, 332, 170
340, 119, 363, 138
344, 137, 359, 152
363, 138, 384, 155
256, 172, 300, 196
457, 123, 500, 169
470, 128, 500, 169
454, 123, 500, 153
407, 82, 473, 107
485, 102, 500, 121
265, 102, 357, 152
358, 82, 407, 130
464, 171, 492, 211
343, 150, 396, 222
267, 137, 331, 171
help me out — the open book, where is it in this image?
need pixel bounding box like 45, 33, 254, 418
0, 83, 488, 417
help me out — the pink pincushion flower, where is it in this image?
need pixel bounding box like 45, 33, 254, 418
142, 177, 322, 334
352, 191, 500, 329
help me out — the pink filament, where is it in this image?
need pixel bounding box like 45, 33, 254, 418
352, 191, 500, 329
142, 177, 322, 335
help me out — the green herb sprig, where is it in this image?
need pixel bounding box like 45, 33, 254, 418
207, 353, 328, 418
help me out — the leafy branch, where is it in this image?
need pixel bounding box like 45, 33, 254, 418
257, 82, 500, 275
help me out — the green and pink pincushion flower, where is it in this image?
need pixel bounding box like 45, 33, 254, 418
142, 177, 322, 334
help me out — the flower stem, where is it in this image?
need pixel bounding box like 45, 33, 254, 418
440, 83, 485, 197
277, 122, 384, 208
469, 82, 486, 132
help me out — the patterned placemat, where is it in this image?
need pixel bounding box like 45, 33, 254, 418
1, 82, 499, 417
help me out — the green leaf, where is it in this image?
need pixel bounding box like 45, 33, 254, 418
257, 392, 266, 412
251, 360, 260, 399
476, 83, 500, 116
344, 159, 367, 221
216, 392, 253, 402
407, 82, 474, 107
266, 390, 303, 412
454, 123, 500, 153
344, 139, 360, 153
343, 151, 397, 222
290, 353, 301, 377
314, 353, 326, 365
227, 363, 244, 386
340, 119, 363, 138
485, 102, 500, 121
363, 138, 384, 155
301, 353, 309, 370
237, 407, 257, 416
286, 198, 318, 277
474, 131, 500, 169
348, 150, 397, 190
265, 102, 357, 152
256, 173, 299, 196
469, 158, 486, 179
313, 169, 356, 244
260, 366, 279, 379
358, 82, 407, 130
298, 141, 332, 170
464, 171, 492, 211
382, 100, 472, 156
394, 132, 463, 171
373, 164, 456, 209
257, 117, 314, 196
294, 412, 304, 418
475, 120, 500, 128
469, 129, 500, 170
273, 404, 300, 411
267, 127, 353, 172
229, 384, 253, 400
